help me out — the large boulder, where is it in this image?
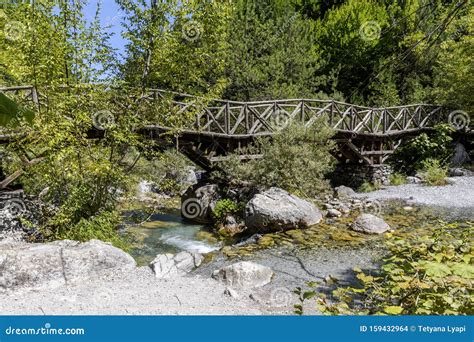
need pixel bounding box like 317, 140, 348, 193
244, 187, 322, 233
351, 214, 391, 234
212, 261, 273, 288
181, 183, 221, 224
0, 239, 136, 290
150, 251, 204, 279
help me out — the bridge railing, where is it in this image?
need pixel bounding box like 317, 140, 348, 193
145, 89, 446, 136
1, 85, 446, 137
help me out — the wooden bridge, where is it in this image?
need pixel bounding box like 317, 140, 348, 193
0, 85, 462, 171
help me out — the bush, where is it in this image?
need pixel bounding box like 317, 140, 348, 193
46, 210, 129, 251
389, 173, 406, 186
418, 159, 448, 186
221, 119, 336, 198
212, 199, 241, 224
300, 222, 473, 315
390, 124, 454, 174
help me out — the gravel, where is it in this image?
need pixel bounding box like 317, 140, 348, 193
0, 267, 261, 315
354, 176, 474, 219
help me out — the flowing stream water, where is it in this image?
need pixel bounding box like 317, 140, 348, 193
126, 210, 221, 266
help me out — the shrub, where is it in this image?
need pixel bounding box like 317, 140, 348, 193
390, 124, 454, 174
45, 210, 129, 251
299, 222, 473, 315
221, 119, 336, 198
389, 173, 406, 186
212, 199, 240, 224
418, 159, 448, 186
358, 181, 381, 193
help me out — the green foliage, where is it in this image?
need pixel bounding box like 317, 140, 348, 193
389, 173, 406, 186
48, 210, 129, 251
134, 149, 195, 196
314, 222, 473, 315
431, 5, 474, 114
417, 159, 448, 186
358, 181, 381, 193
221, 119, 336, 198
390, 124, 455, 174
212, 199, 240, 224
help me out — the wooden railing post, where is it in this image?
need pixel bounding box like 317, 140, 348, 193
300, 99, 304, 123
382, 109, 386, 134
225, 102, 230, 134
329, 101, 334, 127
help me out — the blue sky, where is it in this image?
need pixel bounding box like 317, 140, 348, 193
83, 0, 127, 59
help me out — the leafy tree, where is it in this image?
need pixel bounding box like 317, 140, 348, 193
431, 5, 474, 114
223, 0, 331, 101
221, 119, 336, 197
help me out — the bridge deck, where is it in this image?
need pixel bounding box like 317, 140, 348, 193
0, 85, 462, 170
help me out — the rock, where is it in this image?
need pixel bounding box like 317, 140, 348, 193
212, 261, 274, 288
0, 239, 136, 290
351, 214, 391, 234
234, 234, 262, 247
339, 205, 351, 215
181, 183, 221, 223
403, 206, 414, 211
224, 287, 240, 299
244, 187, 323, 233
323, 203, 333, 210
217, 215, 246, 237
445, 178, 456, 185
335, 185, 356, 198
451, 143, 471, 165
150, 251, 204, 279
448, 168, 473, 177
406, 176, 422, 184
181, 168, 198, 186
327, 208, 342, 217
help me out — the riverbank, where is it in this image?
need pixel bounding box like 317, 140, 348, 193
354, 176, 474, 220
1, 178, 472, 315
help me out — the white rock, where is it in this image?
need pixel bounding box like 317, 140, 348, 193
351, 214, 391, 234
327, 208, 342, 217
150, 251, 203, 279
244, 188, 322, 233
0, 239, 136, 290
212, 261, 274, 288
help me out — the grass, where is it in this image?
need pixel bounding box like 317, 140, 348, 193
389, 173, 406, 185
358, 181, 382, 193
417, 159, 448, 186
